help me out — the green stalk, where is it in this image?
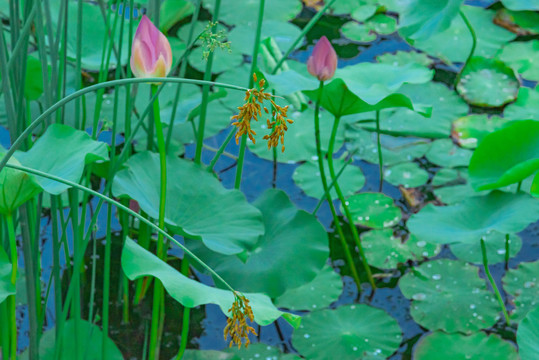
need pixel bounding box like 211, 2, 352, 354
102, 204, 114, 360
234, 0, 265, 189
459, 9, 476, 69
68, 190, 82, 360
480, 238, 510, 325
375, 110, 384, 192
50, 196, 64, 357
149, 83, 168, 360
6, 214, 16, 360
194, 0, 221, 164
6, 214, 17, 285
313, 81, 362, 289
175, 259, 191, 360
207, 128, 235, 172
505, 234, 510, 271
328, 115, 375, 289
0, 300, 9, 360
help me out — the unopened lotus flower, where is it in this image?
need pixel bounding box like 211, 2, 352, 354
130, 15, 172, 78
307, 36, 337, 81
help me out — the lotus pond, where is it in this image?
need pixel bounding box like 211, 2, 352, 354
1, 0, 539, 359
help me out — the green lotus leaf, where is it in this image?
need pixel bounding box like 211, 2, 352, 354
398, 0, 463, 41
456, 57, 519, 108
426, 138, 473, 168
501, 0, 539, 10
345, 125, 430, 166
364, 82, 468, 138
183, 350, 236, 360
410, 6, 516, 64
112, 152, 264, 255
229, 21, 302, 56
408, 191, 539, 245
451, 114, 509, 149
25, 56, 44, 100
293, 158, 365, 200
469, 120, 539, 191
504, 87, 539, 121
350, 3, 377, 21
532, 171, 539, 197
433, 183, 483, 205
432, 168, 460, 186
517, 304, 539, 360
275, 265, 343, 311
264, 70, 319, 96
377, 50, 433, 68
187, 189, 329, 298
384, 162, 429, 188
342, 14, 397, 42
204, 0, 301, 26
362, 229, 440, 269
400, 259, 500, 332
27, 319, 124, 360
15, 124, 109, 195
503, 260, 539, 321
498, 40, 539, 81
159, 0, 194, 33
344, 193, 401, 229
0, 152, 42, 214
413, 331, 518, 360
450, 232, 521, 264
122, 237, 299, 327
188, 46, 243, 74
341, 21, 376, 43
0, 246, 15, 304
226, 343, 295, 359
495, 9, 539, 35
292, 305, 402, 360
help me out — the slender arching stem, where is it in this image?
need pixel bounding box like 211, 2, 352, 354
459, 9, 477, 68
327, 115, 376, 289
480, 238, 510, 325
313, 81, 362, 289
375, 110, 384, 192
504, 234, 510, 271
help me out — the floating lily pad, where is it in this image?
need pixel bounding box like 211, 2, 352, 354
497, 40, 539, 81
413, 331, 519, 360
368, 82, 468, 138
15, 124, 109, 195
384, 162, 429, 188
433, 183, 481, 204
341, 21, 376, 42
112, 152, 264, 255
408, 191, 539, 245
183, 350, 236, 360
122, 238, 298, 327
204, 0, 301, 26
410, 6, 516, 64
377, 50, 434, 68
426, 139, 473, 168
517, 304, 539, 360
504, 87, 539, 121
451, 114, 509, 149
494, 8, 539, 35
503, 260, 539, 321
293, 158, 365, 200
226, 344, 294, 360
398, 0, 462, 41
457, 57, 519, 107
344, 193, 402, 229
432, 168, 460, 186
469, 120, 539, 191
450, 232, 521, 264
292, 305, 402, 360
400, 259, 500, 333
275, 265, 342, 311
362, 229, 440, 269
342, 14, 397, 42
501, 0, 539, 10
0, 246, 15, 304
188, 189, 328, 298
345, 125, 431, 166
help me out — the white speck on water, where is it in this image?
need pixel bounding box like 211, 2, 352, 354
524, 281, 535, 288
412, 293, 426, 300
470, 304, 476, 309
497, 249, 506, 255
304, 334, 310, 339
352, 347, 358, 351
417, 241, 426, 248
432, 274, 441, 280
311, 155, 319, 161
374, 200, 380, 204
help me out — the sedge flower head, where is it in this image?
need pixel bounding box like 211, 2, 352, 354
130, 15, 172, 79
223, 292, 257, 349
307, 36, 337, 81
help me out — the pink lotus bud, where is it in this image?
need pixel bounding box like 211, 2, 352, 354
130, 15, 172, 79
307, 36, 337, 81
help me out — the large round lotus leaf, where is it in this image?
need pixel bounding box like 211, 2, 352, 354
35, 319, 123, 360
432, 168, 460, 186
456, 57, 519, 107
399, 259, 500, 333
0, 246, 15, 303
450, 232, 521, 264
366, 82, 468, 138
398, 0, 462, 41
345, 125, 430, 166
498, 40, 539, 81
504, 87, 539, 121
226, 344, 301, 360
362, 229, 440, 269
377, 50, 434, 68
451, 114, 509, 149
426, 139, 472, 168
344, 193, 401, 229
183, 350, 236, 360
434, 184, 476, 204
408, 191, 539, 245
187, 189, 329, 298
188, 46, 244, 74
249, 108, 345, 163
275, 265, 342, 311
228, 21, 302, 55
292, 305, 402, 360
342, 14, 397, 42
384, 162, 429, 188
204, 0, 301, 26
409, 6, 516, 64
293, 158, 365, 200
14, 124, 109, 195
112, 152, 264, 255
517, 304, 539, 360
469, 120, 539, 191
501, 0, 539, 10
413, 331, 519, 360
122, 238, 298, 327
503, 260, 539, 321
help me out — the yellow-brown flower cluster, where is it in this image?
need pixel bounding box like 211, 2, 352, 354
232, 74, 293, 152
223, 292, 257, 349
